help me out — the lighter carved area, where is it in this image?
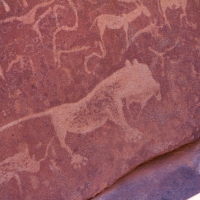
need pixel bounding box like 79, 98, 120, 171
1, 0, 10, 12
158, 0, 196, 28
0, 137, 53, 196
0, 59, 161, 169
0, 65, 5, 80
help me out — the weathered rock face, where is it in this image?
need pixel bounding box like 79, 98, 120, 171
0, 0, 199, 199
93, 139, 200, 200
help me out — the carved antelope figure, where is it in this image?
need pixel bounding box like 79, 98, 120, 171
91, 1, 151, 49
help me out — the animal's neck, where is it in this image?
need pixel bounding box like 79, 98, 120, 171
126, 8, 142, 22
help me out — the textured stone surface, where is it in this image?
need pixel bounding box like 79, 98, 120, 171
0, 0, 200, 199
93, 139, 200, 200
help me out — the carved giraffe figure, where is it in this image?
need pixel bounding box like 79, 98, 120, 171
90, 1, 151, 49
0, 137, 54, 196
0, 59, 161, 169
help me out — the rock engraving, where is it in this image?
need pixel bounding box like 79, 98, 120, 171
90, 1, 151, 49
158, 0, 194, 28
1, 0, 10, 12
22, 0, 28, 7
149, 40, 179, 76
0, 0, 55, 41
84, 41, 106, 74
0, 138, 53, 196
0, 59, 161, 168
0, 65, 5, 80
52, 0, 79, 66
0, 0, 55, 24
7, 55, 24, 72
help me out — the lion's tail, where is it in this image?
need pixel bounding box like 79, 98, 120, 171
0, 109, 53, 133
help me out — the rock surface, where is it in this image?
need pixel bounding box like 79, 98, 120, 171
93, 138, 200, 200
0, 0, 200, 199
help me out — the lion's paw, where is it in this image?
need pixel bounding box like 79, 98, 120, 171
125, 128, 142, 143
71, 153, 88, 169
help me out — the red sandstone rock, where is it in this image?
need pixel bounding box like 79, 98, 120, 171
93, 139, 200, 200
0, 0, 200, 199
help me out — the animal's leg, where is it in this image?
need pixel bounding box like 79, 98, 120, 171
84, 41, 106, 74
163, 12, 171, 29
70, 152, 88, 169
126, 95, 132, 113
123, 22, 129, 49
14, 173, 23, 196
99, 24, 106, 43
126, 94, 149, 120
180, 10, 196, 28
54, 125, 88, 169
180, 10, 187, 25
110, 100, 142, 143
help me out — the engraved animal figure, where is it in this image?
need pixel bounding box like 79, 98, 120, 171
91, 2, 151, 49
0, 138, 53, 196
158, 0, 192, 28
0, 59, 161, 168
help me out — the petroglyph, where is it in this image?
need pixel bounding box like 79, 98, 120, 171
30, 175, 39, 190
0, 59, 161, 168
149, 41, 179, 76
91, 1, 151, 49
22, 0, 28, 7
130, 20, 161, 44
6, 55, 36, 74
24, 44, 34, 53
1, 0, 10, 12
7, 55, 24, 72
158, 0, 195, 28
29, 58, 35, 72
0, 0, 55, 40
32, 7, 52, 42
52, 4, 66, 27
52, 0, 79, 65
0, 65, 5, 80
84, 42, 106, 74
0, 138, 53, 196
57, 45, 90, 79
0, 0, 54, 24
117, 0, 137, 2
0, 0, 80, 79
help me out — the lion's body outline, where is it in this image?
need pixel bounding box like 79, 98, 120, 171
0, 59, 161, 168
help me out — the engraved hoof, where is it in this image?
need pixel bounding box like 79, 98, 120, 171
125, 128, 142, 143
71, 154, 88, 169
